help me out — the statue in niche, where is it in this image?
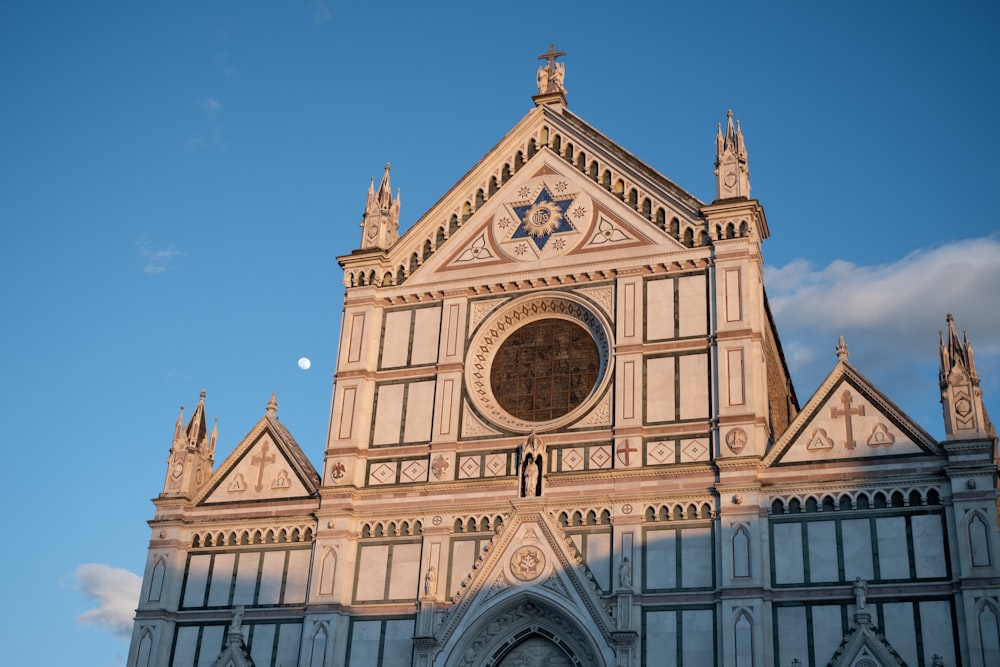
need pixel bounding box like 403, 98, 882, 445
519, 432, 543, 497
853, 576, 868, 610
619, 555, 632, 589
523, 454, 540, 497
424, 566, 437, 596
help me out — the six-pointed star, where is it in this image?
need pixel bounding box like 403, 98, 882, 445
510, 184, 575, 250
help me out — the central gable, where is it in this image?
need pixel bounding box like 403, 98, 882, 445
406, 150, 683, 286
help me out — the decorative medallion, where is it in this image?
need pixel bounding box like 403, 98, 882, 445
432, 515, 443, 526
329, 461, 345, 482
726, 427, 748, 455
431, 454, 450, 480
805, 428, 834, 451
493, 171, 592, 261
510, 545, 545, 581
866, 423, 895, 447
622, 503, 633, 515
956, 397, 971, 416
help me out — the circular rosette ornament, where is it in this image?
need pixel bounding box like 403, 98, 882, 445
522, 201, 563, 237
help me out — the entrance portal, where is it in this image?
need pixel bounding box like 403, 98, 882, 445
495, 635, 575, 667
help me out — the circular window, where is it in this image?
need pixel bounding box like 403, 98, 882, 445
465, 293, 612, 432
490, 319, 600, 422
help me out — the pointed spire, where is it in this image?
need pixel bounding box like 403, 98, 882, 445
714, 109, 751, 201
163, 391, 214, 498
173, 405, 185, 443
209, 417, 218, 457
836, 336, 849, 361
359, 163, 401, 251
266, 393, 278, 417
938, 314, 993, 440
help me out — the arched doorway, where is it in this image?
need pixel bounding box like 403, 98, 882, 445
494, 635, 574, 667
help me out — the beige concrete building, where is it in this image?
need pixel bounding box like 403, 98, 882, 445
128, 51, 999, 666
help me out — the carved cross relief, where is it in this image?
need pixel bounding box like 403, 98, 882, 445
830, 390, 865, 450
251, 442, 276, 492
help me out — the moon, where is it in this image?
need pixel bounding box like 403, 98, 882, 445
297, 357, 311, 370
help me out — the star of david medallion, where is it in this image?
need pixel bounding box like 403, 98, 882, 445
508, 183, 576, 251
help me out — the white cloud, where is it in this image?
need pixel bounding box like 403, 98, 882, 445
202, 96, 221, 119
75, 563, 142, 641
766, 235, 1000, 431
310, 0, 331, 23
139, 240, 180, 274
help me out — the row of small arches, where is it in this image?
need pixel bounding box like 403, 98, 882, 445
453, 514, 505, 533
360, 519, 424, 538
350, 125, 708, 288
191, 526, 313, 548
556, 509, 612, 527
714, 220, 750, 240
645, 502, 715, 522
770, 488, 941, 515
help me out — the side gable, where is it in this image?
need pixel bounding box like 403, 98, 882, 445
765, 360, 941, 466
196, 413, 320, 505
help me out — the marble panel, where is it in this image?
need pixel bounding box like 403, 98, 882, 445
411, 306, 441, 365
285, 550, 310, 603
207, 553, 235, 606
645, 278, 675, 341
348, 620, 383, 667
259, 551, 285, 605
196, 626, 224, 667
883, 602, 918, 667
679, 354, 708, 420
807, 520, 839, 582
677, 275, 707, 337
775, 606, 807, 667
381, 310, 411, 368
876, 516, 910, 580
646, 356, 675, 423
681, 608, 715, 665
919, 601, 956, 665
388, 543, 421, 600
773, 523, 804, 584
645, 529, 677, 589
811, 605, 844, 666
681, 527, 713, 588
841, 519, 875, 581
372, 384, 404, 445
248, 624, 275, 667
172, 625, 199, 666
383, 619, 416, 664
355, 545, 389, 601
233, 552, 260, 606
586, 532, 612, 591
276, 623, 302, 667
450, 540, 476, 595
403, 380, 435, 443
644, 610, 677, 663
912, 514, 947, 578
182, 554, 210, 608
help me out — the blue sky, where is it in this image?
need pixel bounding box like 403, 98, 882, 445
2, 2, 998, 665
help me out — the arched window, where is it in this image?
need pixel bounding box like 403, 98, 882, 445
733, 526, 750, 578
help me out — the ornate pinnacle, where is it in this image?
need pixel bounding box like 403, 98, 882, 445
266, 393, 278, 416
836, 336, 849, 361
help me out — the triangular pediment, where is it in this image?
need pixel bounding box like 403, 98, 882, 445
341, 104, 708, 290
407, 150, 684, 286
197, 414, 320, 505
766, 361, 940, 466
435, 507, 614, 652
825, 614, 906, 666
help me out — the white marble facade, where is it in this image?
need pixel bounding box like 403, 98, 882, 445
129, 53, 999, 667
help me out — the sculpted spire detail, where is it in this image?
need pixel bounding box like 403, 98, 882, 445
939, 314, 993, 440
714, 110, 751, 201
359, 163, 400, 250
162, 390, 216, 497
533, 44, 567, 106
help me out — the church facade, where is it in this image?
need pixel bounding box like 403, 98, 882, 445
128, 51, 1000, 667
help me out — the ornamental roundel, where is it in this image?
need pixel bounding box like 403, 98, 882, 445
509, 545, 545, 581
464, 293, 613, 433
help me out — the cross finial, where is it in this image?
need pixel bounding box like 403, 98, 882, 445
266, 393, 278, 416
535, 44, 567, 96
